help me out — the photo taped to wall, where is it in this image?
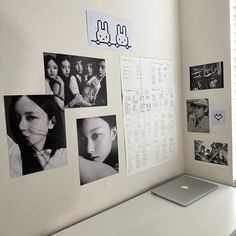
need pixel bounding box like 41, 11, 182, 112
4, 95, 67, 178
43, 52, 107, 109
194, 140, 228, 166
189, 61, 223, 91
187, 98, 209, 133
77, 115, 119, 185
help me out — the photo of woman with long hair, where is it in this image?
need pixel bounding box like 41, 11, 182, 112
83, 60, 101, 105
77, 115, 119, 185
95, 59, 107, 106
69, 57, 92, 107
57, 54, 74, 107
44, 54, 65, 110
56, 54, 92, 108
4, 95, 67, 177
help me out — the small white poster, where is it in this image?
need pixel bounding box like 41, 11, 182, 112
211, 110, 226, 126
86, 10, 132, 51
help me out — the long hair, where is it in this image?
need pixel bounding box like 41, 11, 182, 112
77, 115, 118, 170
43, 54, 59, 79
57, 54, 71, 79
70, 56, 84, 76
6, 95, 66, 175
56, 54, 73, 106
100, 116, 118, 170
85, 60, 95, 79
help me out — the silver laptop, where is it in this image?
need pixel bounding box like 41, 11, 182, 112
151, 175, 218, 207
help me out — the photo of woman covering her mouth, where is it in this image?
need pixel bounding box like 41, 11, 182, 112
4, 95, 67, 177
77, 115, 119, 185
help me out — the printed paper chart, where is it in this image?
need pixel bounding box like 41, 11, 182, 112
120, 56, 177, 175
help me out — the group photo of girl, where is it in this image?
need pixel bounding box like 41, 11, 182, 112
4, 95, 67, 177
194, 140, 228, 166
43, 52, 107, 109
76, 115, 119, 185
189, 61, 224, 91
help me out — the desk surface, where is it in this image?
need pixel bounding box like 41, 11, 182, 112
53, 182, 236, 236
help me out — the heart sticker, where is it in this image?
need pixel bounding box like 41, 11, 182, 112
214, 113, 223, 121
212, 110, 225, 126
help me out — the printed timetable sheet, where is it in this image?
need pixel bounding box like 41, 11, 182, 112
120, 56, 177, 175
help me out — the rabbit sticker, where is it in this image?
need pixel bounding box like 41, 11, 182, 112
87, 10, 132, 50
95, 20, 111, 46
115, 24, 130, 49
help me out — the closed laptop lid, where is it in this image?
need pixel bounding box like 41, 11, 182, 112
151, 175, 218, 206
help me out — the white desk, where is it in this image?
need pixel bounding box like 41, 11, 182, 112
53, 182, 236, 236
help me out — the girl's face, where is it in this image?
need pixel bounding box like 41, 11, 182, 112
14, 96, 55, 151
194, 106, 206, 119
47, 59, 58, 79
86, 63, 93, 76
75, 61, 83, 74
98, 61, 106, 79
60, 60, 71, 78
80, 118, 117, 163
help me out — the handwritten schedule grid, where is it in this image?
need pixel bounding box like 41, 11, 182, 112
120, 56, 177, 175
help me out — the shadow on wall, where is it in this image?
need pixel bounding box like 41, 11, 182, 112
229, 228, 236, 236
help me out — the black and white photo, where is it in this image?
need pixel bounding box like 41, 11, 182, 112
194, 140, 228, 166
77, 115, 119, 185
187, 99, 209, 133
190, 61, 223, 91
4, 95, 67, 178
43, 52, 107, 109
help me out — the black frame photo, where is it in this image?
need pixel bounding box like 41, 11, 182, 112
4, 95, 67, 178
76, 115, 119, 185
189, 61, 224, 91
186, 99, 209, 133
194, 140, 228, 166
43, 52, 107, 109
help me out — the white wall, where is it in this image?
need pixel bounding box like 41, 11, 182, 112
0, 0, 183, 235
179, 0, 233, 185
